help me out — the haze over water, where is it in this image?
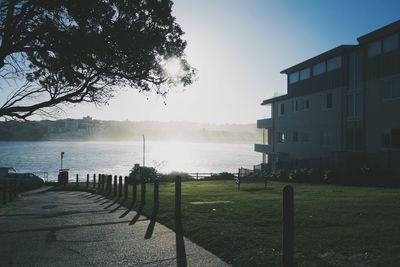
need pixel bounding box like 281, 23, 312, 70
0, 141, 259, 181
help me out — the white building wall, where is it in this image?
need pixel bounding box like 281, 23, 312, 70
271, 87, 343, 160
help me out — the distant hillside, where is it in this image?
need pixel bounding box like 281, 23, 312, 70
0, 118, 260, 144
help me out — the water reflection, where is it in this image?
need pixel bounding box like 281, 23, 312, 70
0, 141, 258, 180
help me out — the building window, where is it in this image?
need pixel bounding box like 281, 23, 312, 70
368, 40, 382, 57
289, 72, 299, 84
383, 34, 399, 53
300, 68, 311, 80
293, 99, 299, 112
279, 103, 285, 116
383, 79, 400, 100
383, 129, 400, 148
383, 129, 391, 148
322, 93, 333, 109
302, 99, 310, 110
293, 131, 299, 142
301, 132, 310, 142
346, 94, 355, 117
346, 128, 364, 150
277, 132, 285, 143
327, 56, 341, 71
393, 129, 400, 148
313, 62, 326, 76
321, 131, 333, 147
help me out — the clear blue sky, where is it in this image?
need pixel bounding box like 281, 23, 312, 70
2, 0, 400, 123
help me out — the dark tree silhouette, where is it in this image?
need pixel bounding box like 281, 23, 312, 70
0, 0, 196, 119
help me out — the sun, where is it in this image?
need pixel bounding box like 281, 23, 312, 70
163, 57, 183, 78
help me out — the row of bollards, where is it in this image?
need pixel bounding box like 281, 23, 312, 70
73, 173, 293, 267
78, 173, 186, 267
2, 179, 18, 205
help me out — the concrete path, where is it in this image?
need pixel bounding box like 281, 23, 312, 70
0, 190, 229, 266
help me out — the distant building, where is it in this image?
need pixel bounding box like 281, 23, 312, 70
82, 116, 93, 122
64, 119, 79, 132
255, 20, 400, 175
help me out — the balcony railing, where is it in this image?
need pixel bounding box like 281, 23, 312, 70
254, 144, 273, 154
257, 118, 273, 129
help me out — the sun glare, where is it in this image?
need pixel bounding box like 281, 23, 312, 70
163, 57, 183, 78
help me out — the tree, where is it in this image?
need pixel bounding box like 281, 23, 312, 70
0, 0, 196, 119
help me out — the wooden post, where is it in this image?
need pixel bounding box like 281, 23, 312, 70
282, 185, 294, 267
76, 174, 79, 187
2, 180, 6, 204
124, 176, 128, 199
104, 175, 110, 195
93, 174, 96, 188
104, 175, 108, 194
175, 176, 187, 267
113, 175, 117, 197
154, 180, 159, 214
108, 175, 112, 195
86, 174, 89, 188
8, 180, 13, 202
105, 175, 109, 194
118, 176, 123, 198
196, 172, 198, 180
132, 179, 137, 204
13, 179, 17, 197
109, 175, 112, 195
141, 178, 146, 204
101, 174, 104, 192
104, 174, 107, 193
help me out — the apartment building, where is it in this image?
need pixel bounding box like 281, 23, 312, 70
255, 20, 400, 174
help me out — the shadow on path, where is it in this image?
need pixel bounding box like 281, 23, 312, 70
109, 197, 127, 213
129, 203, 144, 225
0, 220, 131, 235
104, 196, 122, 209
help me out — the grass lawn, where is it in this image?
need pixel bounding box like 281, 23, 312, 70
0, 196, 21, 213
71, 180, 400, 266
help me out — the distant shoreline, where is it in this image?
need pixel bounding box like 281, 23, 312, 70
0, 138, 256, 145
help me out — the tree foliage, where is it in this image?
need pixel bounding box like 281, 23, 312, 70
0, 0, 196, 119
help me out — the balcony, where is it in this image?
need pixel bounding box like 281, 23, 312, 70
254, 144, 273, 154
257, 118, 273, 129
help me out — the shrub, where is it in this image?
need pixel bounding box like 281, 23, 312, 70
288, 168, 324, 184
204, 172, 235, 180
128, 166, 158, 183
267, 169, 289, 181
158, 171, 194, 182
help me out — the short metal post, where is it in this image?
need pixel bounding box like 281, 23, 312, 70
93, 174, 96, 189
86, 174, 89, 188
282, 185, 294, 267
76, 174, 79, 187
113, 175, 117, 197
118, 176, 123, 198
124, 176, 128, 199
